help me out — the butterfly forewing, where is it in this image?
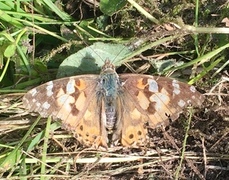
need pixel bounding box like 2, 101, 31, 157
120, 74, 204, 124
23, 75, 96, 117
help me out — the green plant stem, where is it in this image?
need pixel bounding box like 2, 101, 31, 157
0, 57, 10, 82
174, 108, 193, 180
127, 0, 159, 24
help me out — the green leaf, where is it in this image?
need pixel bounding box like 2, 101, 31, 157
57, 42, 132, 78
0, 148, 22, 172
0, 31, 15, 42
100, 0, 127, 16
33, 60, 48, 74
150, 59, 184, 75
0, 10, 23, 27
4, 44, 16, 58
43, 0, 71, 21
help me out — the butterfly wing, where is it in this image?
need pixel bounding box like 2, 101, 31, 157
23, 75, 108, 147
117, 74, 204, 146
23, 71, 204, 148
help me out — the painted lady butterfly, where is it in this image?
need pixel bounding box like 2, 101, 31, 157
23, 59, 204, 148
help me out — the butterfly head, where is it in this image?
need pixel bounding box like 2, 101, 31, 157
101, 59, 116, 73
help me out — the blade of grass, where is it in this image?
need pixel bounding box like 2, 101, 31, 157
20, 154, 27, 180
27, 122, 61, 152
174, 108, 193, 180
17, 42, 31, 76
15, 28, 32, 75
194, 0, 200, 56
127, 0, 159, 24
0, 2, 13, 10
211, 58, 229, 78
0, 57, 10, 82
40, 116, 52, 179
20, 20, 68, 42
5, 10, 67, 23
0, 116, 41, 172
43, 0, 71, 21
120, 33, 186, 65
0, 9, 23, 27
189, 56, 225, 84
0, 78, 42, 91
173, 42, 229, 84
184, 25, 229, 34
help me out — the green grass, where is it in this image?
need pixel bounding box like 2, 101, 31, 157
0, 0, 229, 179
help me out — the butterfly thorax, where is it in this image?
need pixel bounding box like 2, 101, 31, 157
98, 60, 122, 132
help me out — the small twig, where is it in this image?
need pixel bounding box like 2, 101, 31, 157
201, 137, 207, 178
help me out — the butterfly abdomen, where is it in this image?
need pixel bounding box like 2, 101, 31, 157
105, 105, 116, 132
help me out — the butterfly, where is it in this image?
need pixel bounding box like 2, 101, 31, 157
23, 59, 204, 148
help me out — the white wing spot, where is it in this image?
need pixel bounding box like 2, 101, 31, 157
66, 78, 75, 94
36, 102, 41, 107
58, 94, 69, 105
178, 99, 186, 107
46, 81, 54, 97
172, 80, 180, 95
157, 93, 169, 102
42, 102, 50, 110
32, 99, 36, 103
191, 95, 196, 99
30, 88, 37, 97
190, 86, 196, 93
148, 79, 158, 92
150, 93, 170, 111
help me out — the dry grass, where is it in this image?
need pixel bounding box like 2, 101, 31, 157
0, 0, 229, 179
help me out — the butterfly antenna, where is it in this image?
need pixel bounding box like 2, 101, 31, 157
73, 30, 107, 63
110, 44, 129, 64
74, 29, 132, 66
